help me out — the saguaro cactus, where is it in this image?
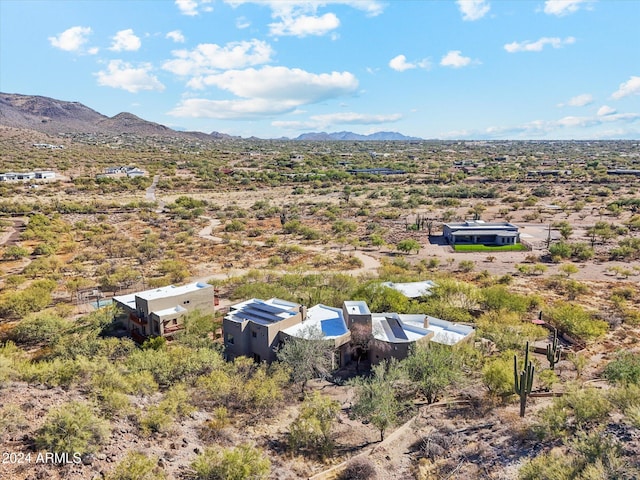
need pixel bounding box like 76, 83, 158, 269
514, 341, 535, 418
546, 330, 561, 370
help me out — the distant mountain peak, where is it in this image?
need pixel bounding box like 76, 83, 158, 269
294, 131, 421, 141
0, 92, 231, 140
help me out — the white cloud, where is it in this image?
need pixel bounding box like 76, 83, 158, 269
109, 29, 141, 52
169, 66, 358, 119
456, 0, 490, 21
236, 16, 251, 29
188, 66, 358, 102
389, 54, 430, 72
225, 1, 384, 37
441, 110, 640, 139
272, 111, 401, 130
163, 40, 273, 76
315, 111, 401, 124
96, 60, 165, 93
49, 26, 94, 53
557, 93, 593, 107
166, 30, 186, 43
389, 55, 413, 72
611, 76, 640, 100
269, 12, 340, 37
543, 0, 589, 16
225, 1, 385, 17
175, 0, 213, 16
440, 50, 472, 68
597, 105, 616, 116
504, 36, 575, 53
168, 98, 298, 119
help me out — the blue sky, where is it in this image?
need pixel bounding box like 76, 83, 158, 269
1, 0, 639, 139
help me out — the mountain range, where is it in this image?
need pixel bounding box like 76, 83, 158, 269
0, 93, 421, 141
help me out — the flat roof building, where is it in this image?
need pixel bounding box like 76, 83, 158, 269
443, 220, 520, 246
113, 282, 215, 343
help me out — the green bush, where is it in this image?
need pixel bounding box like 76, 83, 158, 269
35, 401, 109, 455
288, 393, 340, 457
106, 451, 166, 480
545, 303, 608, 342
564, 386, 612, 426
482, 354, 515, 397
191, 444, 270, 480
603, 351, 640, 385
518, 451, 577, 480
9, 313, 70, 346
0, 404, 29, 442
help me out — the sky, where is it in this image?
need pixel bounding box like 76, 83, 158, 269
1, 0, 639, 140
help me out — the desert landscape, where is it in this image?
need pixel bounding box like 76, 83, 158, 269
1, 91, 640, 480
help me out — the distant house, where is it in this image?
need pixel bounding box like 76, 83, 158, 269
0, 171, 55, 181
101, 166, 146, 178
346, 168, 406, 175
443, 220, 520, 246
35, 171, 55, 179
380, 280, 436, 299
113, 282, 215, 343
607, 169, 640, 176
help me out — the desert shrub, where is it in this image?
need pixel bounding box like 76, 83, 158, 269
518, 451, 577, 480
106, 451, 166, 480
139, 407, 172, 435
338, 457, 378, 480
603, 351, 640, 385
0, 283, 54, 318
18, 357, 89, 387
564, 386, 613, 427
35, 401, 109, 455
549, 241, 572, 260
607, 383, 640, 413
9, 313, 70, 346
191, 444, 270, 480
545, 303, 608, 342
199, 407, 230, 442
0, 404, 29, 442
476, 310, 547, 351
535, 402, 570, 440
457, 259, 475, 272
125, 346, 223, 387
224, 219, 245, 232
96, 388, 131, 416
140, 384, 194, 435
482, 353, 515, 397
288, 392, 340, 457
480, 286, 535, 314
196, 360, 288, 414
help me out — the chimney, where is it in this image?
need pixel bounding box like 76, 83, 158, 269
299, 305, 307, 321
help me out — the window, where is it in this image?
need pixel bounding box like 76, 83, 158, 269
227, 334, 234, 345
252, 331, 257, 338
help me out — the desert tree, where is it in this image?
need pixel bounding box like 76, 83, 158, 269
276, 325, 335, 394
403, 342, 462, 404
349, 361, 405, 442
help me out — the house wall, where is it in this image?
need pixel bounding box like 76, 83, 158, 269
342, 306, 372, 335
224, 312, 303, 363
223, 318, 250, 360
137, 286, 214, 317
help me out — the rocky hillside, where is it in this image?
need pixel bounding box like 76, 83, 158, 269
0, 93, 230, 139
